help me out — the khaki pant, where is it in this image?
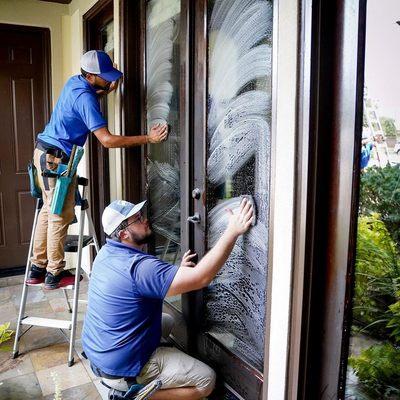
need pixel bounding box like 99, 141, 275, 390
30, 148, 76, 275
136, 347, 216, 392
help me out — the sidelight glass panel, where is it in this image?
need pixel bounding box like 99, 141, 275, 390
101, 21, 119, 201
205, 0, 273, 370
146, 0, 181, 309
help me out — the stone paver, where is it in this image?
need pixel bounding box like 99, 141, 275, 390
0, 275, 105, 398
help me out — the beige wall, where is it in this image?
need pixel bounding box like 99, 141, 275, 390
64, 0, 99, 80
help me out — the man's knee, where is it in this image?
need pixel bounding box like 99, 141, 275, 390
161, 313, 175, 339
197, 366, 216, 397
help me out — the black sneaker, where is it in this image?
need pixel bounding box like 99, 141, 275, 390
44, 270, 82, 290
26, 265, 46, 285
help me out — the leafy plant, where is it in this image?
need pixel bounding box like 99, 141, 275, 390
359, 165, 400, 248
387, 300, 400, 344
0, 322, 13, 346
353, 215, 400, 337
349, 343, 400, 398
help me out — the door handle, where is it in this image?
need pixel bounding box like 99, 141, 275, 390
192, 188, 201, 199
187, 213, 201, 224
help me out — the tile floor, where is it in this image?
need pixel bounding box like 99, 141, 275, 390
0, 275, 109, 399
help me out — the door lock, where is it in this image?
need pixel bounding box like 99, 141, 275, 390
187, 213, 201, 224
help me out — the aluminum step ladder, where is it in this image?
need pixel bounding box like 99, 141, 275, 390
12, 176, 100, 367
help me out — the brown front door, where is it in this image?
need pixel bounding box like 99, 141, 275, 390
0, 24, 51, 271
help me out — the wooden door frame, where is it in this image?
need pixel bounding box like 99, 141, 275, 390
119, 0, 146, 205
0, 23, 51, 277
83, 0, 113, 245
287, 1, 367, 399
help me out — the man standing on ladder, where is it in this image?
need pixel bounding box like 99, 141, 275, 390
27, 50, 168, 290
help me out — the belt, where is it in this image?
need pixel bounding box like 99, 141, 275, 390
35, 140, 70, 163
90, 362, 138, 383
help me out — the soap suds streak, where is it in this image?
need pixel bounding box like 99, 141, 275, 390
205, 0, 273, 369
146, 17, 175, 125
147, 160, 180, 243
146, 0, 181, 246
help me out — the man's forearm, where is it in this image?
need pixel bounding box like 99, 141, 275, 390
195, 230, 239, 286
105, 134, 148, 148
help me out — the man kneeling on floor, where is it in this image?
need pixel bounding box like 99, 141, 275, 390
82, 197, 254, 399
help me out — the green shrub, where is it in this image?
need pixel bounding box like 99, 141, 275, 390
387, 300, 400, 344
353, 215, 400, 337
349, 343, 400, 398
360, 165, 400, 248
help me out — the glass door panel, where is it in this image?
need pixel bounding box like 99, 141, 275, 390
145, 0, 182, 310
205, 0, 273, 371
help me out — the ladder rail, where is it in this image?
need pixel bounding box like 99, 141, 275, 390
13, 199, 42, 357
12, 179, 99, 366
68, 185, 87, 366
87, 210, 100, 255
364, 95, 392, 167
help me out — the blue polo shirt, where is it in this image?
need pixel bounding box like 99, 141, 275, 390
82, 239, 179, 377
37, 75, 107, 156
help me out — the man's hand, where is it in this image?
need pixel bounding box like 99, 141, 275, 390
226, 198, 254, 237
96, 80, 120, 96
180, 250, 197, 268
108, 80, 119, 93
167, 198, 254, 296
147, 123, 168, 143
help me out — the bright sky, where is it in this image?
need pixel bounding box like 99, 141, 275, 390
365, 0, 400, 126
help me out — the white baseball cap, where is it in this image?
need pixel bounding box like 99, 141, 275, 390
80, 50, 123, 82
102, 200, 147, 236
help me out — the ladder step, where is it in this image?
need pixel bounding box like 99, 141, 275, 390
64, 235, 93, 252
21, 317, 72, 330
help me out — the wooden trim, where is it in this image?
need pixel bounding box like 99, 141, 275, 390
139, 1, 147, 203
287, 1, 367, 399
0, 266, 25, 278
285, 0, 313, 397
42, 27, 52, 121
181, 0, 206, 354
261, 0, 280, 396
119, 0, 145, 203
83, 0, 113, 24
338, 3, 367, 396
